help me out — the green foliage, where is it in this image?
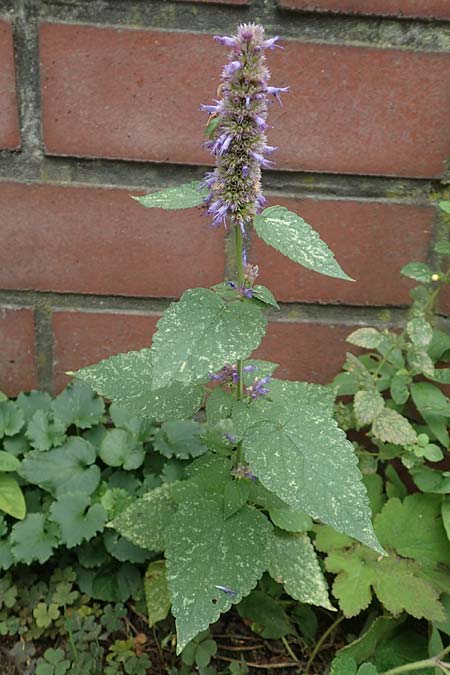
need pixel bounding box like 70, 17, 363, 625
132, 182, 206, 209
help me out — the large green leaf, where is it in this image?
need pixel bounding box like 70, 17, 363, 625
166, 493, 272, 652
0, 401, 24, 438
411, 382, 450, 418
150, 289, 267, 389
25, 410, 66, 451
19, 438, 100, 497
10, 513, 58, 564
0, 474, 26, 520
268, 530, 333, 609
237, 380, 382, 552
49, 493, 107, 548
254, 206, 352, 281
132, 182, 206, 210
69, 349, 203, 421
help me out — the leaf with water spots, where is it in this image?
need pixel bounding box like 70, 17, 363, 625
132, 182, 207, 210
150, 289, 267, 390
166, 492, 272, 652
254, 206, 353, 281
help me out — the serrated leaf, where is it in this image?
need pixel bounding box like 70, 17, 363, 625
346, 328, 383, 349
133, 182, 206, 210
407, 318, 433, 347
111, 483, 176, 552
407, 346, 435, 377
153, 421, 208, 460
268, 530, 333, 609
16, 391, 52, 422
354, 390, 385, 426
390, 371, 411, 405
71, 348, 203, 422
0, 401, 24, 438
371, 408, 417, 446
51, 381, 105, 429
19, 437, 100, 497
238, 380, 382, 552
150, 289, 267, 389
49, 493, 107, 548
411, 382, 450, 418
401, 262, 433, 283
166, 493, 272, 652
25, 410, 66, 451
254, 206, 353, 281
144, 560, 171, 627
0, 474, 26, 519
252, 285, 280, 309
10, 513, 58, 564
99, 429, 144, 469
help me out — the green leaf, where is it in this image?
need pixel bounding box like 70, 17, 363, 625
49, 493, 107, 548
0, 401, 24, 438
406, 318, 433, 347
254, 206, 353, 281
401, 262, 433, 283
223, 480, 250, 519
390, 371, 411, 405
237, 591, 291, 639
0, 452, 20, 472
99, 429, 144, 470
150, 289, 267, 389
238, 380, 382, 552
439, 200, 450, 215
340, 615, 405, 664
442, 499, 450, 542
0, 474, 26, 520
77, 562, 141, 603
251, 285, 280, 309
371, 408, 417, 445
268, 530, 333, 609
153, 421, 208, 460
268, 505, 313, 532
19, 437, 101, 497
346, 328, 383, 349
435, 240, 450, 256
25, 410, 66, 451
166, 493, 272, 652
103, 530, 150, 563
132, 182, 206, 210
10, 513, 58, 564
144, 560, 171, 627
354, 390, 385, 426
16, 391, 52, 422
407, 346, 435, 377
428, 329, 450, 362
206, 388, 235, 426
70, 349, 203, 422
111, 483, 176, 552
411, 382, 450, 418
51, 381, 105, 429
330, 654, 358, 675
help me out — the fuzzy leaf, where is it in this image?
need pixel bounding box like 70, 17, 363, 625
252, 285, 280, 309
19, 437, 101, 497
150, 289, 267, 389
51, 381, 105, 429
166, 493, 272, 652
371, 408, 417, 446
25, 410, 66, 451
346, 328, 383, 349
111, 483, 176, 552
238, 380, 382, 552
10, 513, 58, 564
144, 560, 171, 627
354, 390, 385, 426
0, 474, 26, 520
49, 493, 107, 548
254, 206, 353, 281
407, 346, 435, 377
133, 182, 206, 210
224, 480, 250, 519
401, 262, 433, 283
406, 318, 433, 347
268, 530, 333, 609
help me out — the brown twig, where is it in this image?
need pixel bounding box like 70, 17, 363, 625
216, 655, 300, 669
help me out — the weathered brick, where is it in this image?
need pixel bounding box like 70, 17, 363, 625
278, 0, 450, 20
0, 306, 38, 396
0, 21, 20, 150
52, 310, 160, 391
0, 182, 225, 297
254, 320, 355, 383
253, 196, 434, 306
40, 23, 450, 178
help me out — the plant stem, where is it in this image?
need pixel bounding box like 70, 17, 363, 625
234, 225, 245, 466
281, 636, 300, 664
304, 614, 344, 674
381, 645, 450, 675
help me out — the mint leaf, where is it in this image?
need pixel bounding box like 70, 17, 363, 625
51, 381, 105, 429
354, 390, 385, 426
144, 560, 171, 627
252, 285, 280, 309
406, 318, 433, 348
0, 474, 26, 520
166, 493, 272, 652
254, 206, 353, 281
10, 513, 58, 564
346, 328, 383, 349
268, 530, 333, 609
150, 289, 267, 389
133, 182, 206, 210
49, 493, 107, 548
371, 408, 417, 445
19, 438, 100, 497
70, 348, 203, 422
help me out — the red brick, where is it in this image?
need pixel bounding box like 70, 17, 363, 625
53, 310, 160, 392
253, 196, 433, 306
0, 182, 225, 298
0, 21, 20, 150
0, 306, 38, 396
255, 320, 355, 383
279, 0, 450, 20
40, 24, 450, 178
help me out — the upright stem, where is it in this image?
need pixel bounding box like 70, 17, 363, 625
235, 226, 245, 465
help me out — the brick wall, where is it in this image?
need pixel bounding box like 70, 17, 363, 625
1, 0, 450, 396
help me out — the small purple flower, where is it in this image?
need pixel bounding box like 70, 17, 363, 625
209, 363, 257, 385
201, 23, 288, 232
225, 433, 238, 445
231, 464, 258, 481
245, 375, 271, 400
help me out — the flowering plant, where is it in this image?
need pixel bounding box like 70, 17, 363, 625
71, 24, 382, 653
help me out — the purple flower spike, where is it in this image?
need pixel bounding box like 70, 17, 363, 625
201, 23, 287, 231
245, 375, 271, 400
